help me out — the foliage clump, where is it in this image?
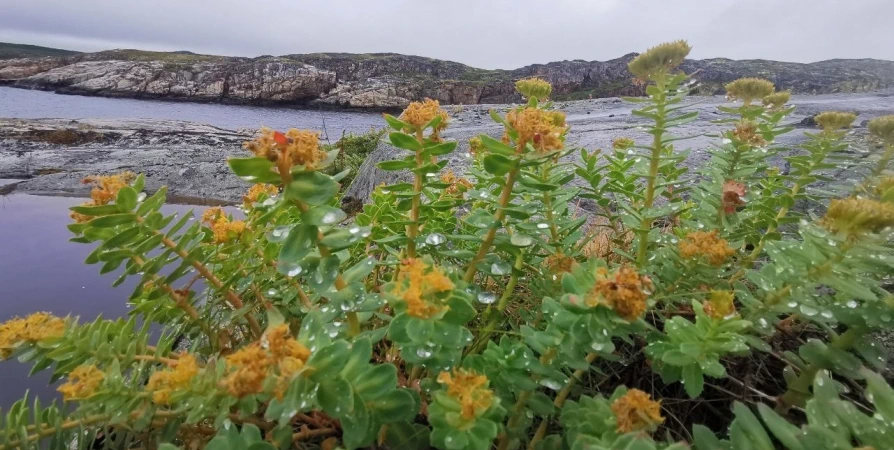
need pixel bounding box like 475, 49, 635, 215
3, 41, 894, 450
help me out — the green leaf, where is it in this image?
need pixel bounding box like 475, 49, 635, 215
757, 403, 804, 450
278, 225, 318, 264
384, 422, 431, 450
377, 159, 417, 171
89, 213, 136, 228
228, 157, 281, 184
286, 171, 339, 206
307, 340, 351, 379
370, 389, 419, 423
479, 135, 515, 156
682, 364, 705, 397
384, 114, 411, 131
389, 132, 422, 151
116, 186, 138, 212
423, 141, 457, 157
318, 377, 354, 417
661, 350, 696, 366
483, 154, 513, 176
301, 205, 346, 226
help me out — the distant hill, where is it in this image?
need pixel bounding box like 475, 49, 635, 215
1, 44, 893, 108
0, 42, 80, 60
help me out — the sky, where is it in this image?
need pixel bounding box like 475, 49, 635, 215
0, 0, 892, 70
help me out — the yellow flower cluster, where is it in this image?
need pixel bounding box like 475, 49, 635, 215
201, 207, 247, 243
515, 77, 552, 100
821, 197, 894, 236
869, 115, 894, 144
440, 170, 473, 196
611, 388, 664, 433
504, 108, 567, 152
586, 266, 653, 321
220, 324, 311, 399
70, 172, 137, 223
815, 111, 857, 132
731, 120, 766, 147
704, 290, 737, 320
242, 183, 278, 208
544, 253, 576, 274
437, 368, 494, 420
469, 136, 484, 156
612, 137, 635, 150
762, 90, 791, 110
0, 312, 65, 359
679, 230, 735, 266
146, 354, 199, 405
725, 78, 775, 105
399, 98, 449, 133
58, 364, 104, 401
627, 40, 691, 81
243, 128, 328, 171
391, 258, 454, 319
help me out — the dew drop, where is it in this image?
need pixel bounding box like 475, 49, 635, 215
799, 304, 819, 316
537, 223, 550, 229
477, 292, 497, 304
425, 233, 446, 246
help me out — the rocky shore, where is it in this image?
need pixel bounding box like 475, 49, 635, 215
2, 49, 894, 109
3, 91, 894, 204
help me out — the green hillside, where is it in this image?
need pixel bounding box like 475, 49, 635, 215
0, 42, 80, 60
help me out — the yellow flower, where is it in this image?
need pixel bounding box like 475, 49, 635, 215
202, 208, 247, 243
399, 99, 449, 132
611, 389, 664, 434
612, 137, 635, 151
504, 108, 567, 152
627, 40, 691, 81
0, 312, 65, 359
515, 78, 552, 100
58, 365, 104, 401
762, 91, 791, 110
220, 325, 311, 399
441, 170, 472, 196
243, 128, 328, 171
679, 230, 735, 266
70, 172, 137, 223
704, 290, 737, 320
391, 258, 454, 319
815, 111, 857, 133
146, 354, 199, 405
869, 115, 894, 144
437, 369, 494, 421
585, 266, 653, 321
544, 253, 576, 274
821, 197, 894, 236
469, 136, 484, 156
243, 183, 278, 207
731, 120, 766, 146
725, 78, 775, 105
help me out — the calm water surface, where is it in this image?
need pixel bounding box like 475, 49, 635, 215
0, 86, 382, 137
0, 193, 211, 408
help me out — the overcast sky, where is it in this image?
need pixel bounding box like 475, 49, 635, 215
0, 0, 891, 69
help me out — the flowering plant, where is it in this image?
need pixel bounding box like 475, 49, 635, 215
3, 41, 894, 450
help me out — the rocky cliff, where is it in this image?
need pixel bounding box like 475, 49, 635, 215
2, 47, 893, 109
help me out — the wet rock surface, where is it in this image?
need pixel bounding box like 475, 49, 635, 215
3, 91, 894, 204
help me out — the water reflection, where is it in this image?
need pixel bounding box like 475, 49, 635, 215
0, 193, 208, 408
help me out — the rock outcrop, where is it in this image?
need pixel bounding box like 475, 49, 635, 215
2, 48, 894, 109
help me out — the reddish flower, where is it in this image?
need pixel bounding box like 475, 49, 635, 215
722, 181, 746, 214
273, 131, 289, 147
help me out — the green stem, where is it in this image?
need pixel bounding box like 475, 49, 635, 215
497, 348, 557, 450
527, 352, 598, 450
778, 326, 867, 410
463, 166, 520, 283
467, 251, 525, 355
635, 76, 667, 266
540, 163, 561, 244
406, 130, 425, 258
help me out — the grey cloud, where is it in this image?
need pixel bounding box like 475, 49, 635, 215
0, 0, 891, 69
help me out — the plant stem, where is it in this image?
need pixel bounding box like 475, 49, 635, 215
406, 130, 425, 258
527, 352, 598, 450
777, 326, 866, 410
497, 348, 556, 450
467, 251, 525, 355
464, 166, 520, 283
540, 163, 560, 244
635, 76, 667, 266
